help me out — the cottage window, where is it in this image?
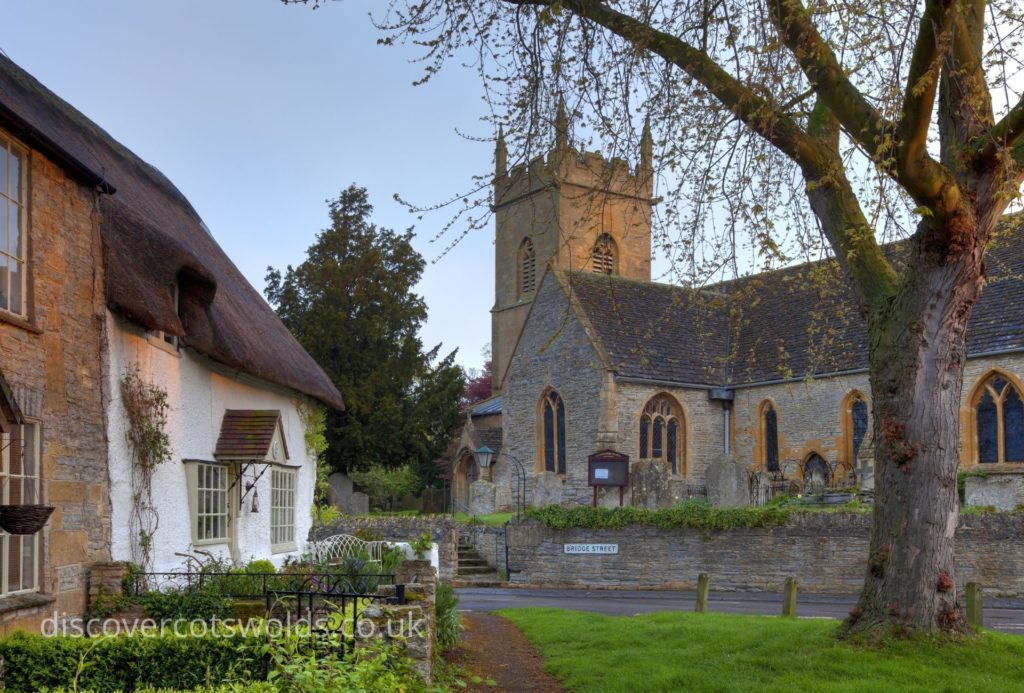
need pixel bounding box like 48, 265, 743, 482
638, 394, 685, 475
0, 132, 28, 319
1, 421, 40, 596
591, 233, 617, 274
540, 390, 566, 474
762, 402, 779, 472
147, 282, 180, 354
974, 373, 1024, 465
191, 462, 229, 543
518, 238, 536, 298
271, 468, 296, 552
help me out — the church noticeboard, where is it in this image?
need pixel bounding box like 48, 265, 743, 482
587, 450, 629, 487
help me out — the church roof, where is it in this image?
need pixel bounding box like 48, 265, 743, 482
563, 214, 1024, 388
0, 54, 343, 408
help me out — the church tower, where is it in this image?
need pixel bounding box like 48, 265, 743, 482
491, 103, 655, 392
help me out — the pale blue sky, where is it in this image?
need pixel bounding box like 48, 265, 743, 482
3, 0, 494, 370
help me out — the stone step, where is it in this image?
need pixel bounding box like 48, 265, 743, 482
452, 575, 504, 588
457, 565, 497, 576
458, 558, 490, 568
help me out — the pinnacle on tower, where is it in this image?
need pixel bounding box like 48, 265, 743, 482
555, 95, 569, 151
640, 116, 653, 173
495, 125, 508, 178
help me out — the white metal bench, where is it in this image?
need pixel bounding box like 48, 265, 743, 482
305, 534, 387, 565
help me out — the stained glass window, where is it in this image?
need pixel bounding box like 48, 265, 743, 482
638, 394, 684, 475
764, 404, 779, 472
852, 398, 868, 459
975, 374, 1024, 465
541, 391, 566, 474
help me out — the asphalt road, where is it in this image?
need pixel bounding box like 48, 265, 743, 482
456, 587, 1024, 634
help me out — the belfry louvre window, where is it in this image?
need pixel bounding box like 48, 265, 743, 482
271, 468, 296, 551
0, 132, 28, 318
1, 421, 40, 596
541, 390, 566, 474
195, 463, 228, 542
638, 394, 684, 475
518, 238, 536, 298
975, 374, 1024, 464
591, 233, 617, 274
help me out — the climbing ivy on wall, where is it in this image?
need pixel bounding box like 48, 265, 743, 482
120, 367, 172, 571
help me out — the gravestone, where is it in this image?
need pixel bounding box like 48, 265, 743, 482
630, 459, 673, 509
706, 455, 750, 508
328, 472, 354, 511
532, 471, 563, 507
470, 479, 497, 515
348, 491, 369, 515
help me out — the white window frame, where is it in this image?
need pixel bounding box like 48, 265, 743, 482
0, 131, 29, 320
186, 461, 230, 546
270, 467, 296, 553
1, 420, 40, 597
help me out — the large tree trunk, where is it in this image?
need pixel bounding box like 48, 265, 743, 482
844, 225, 986, 637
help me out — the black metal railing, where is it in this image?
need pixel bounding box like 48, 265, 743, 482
127, 571, 396, 601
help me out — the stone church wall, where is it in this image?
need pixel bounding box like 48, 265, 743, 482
506, 513, 1024, 594
501, 274, 606, 509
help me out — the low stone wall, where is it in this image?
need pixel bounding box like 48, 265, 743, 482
310, 516, 458, 582
459, 525, 507, 574
507, 513, 1024, 595
965, 468, 1024, 511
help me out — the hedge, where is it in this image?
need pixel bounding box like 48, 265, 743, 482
0, 630, 265, 692
526, 499, 798, 531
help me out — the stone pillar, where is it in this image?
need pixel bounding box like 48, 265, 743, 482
88, 562, 130, 607
470, 479, 497, 515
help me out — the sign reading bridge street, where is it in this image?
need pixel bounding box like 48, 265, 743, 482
564, 543, 619, 555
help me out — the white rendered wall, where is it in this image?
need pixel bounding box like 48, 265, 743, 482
103, 311, 317, 573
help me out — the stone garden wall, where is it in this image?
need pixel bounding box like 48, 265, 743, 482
310, 516, 458, 582
507, 513, 1024, 594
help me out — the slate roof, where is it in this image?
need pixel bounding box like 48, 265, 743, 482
470, 396, 503, 417
0, 54, 343, 409
215, 410, 283, 459
564, 214, 1024, 387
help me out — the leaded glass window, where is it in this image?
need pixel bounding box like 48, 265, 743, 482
638, 394, 685, 475
271, 468, 296, 550
764, 404, 779, 472
975, 374, 1024, 464
1, 421, 39, 595
195, 463, 228, 542
541, 390, 566, 474
0, 132, 28, 318
852, 398, 868, 459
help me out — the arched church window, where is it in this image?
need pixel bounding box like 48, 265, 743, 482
518, 238, 536, 298
638, 394, 685, 475
540, 390, 566, 474
973, 373, 1024, 464
591, 233, 617, 274
841, 391, 869, 470
762, 402, 779, 472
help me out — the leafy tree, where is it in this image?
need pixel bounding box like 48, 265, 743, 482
349, 464, 421, 511
464, 358, 494, 405
285, 0, 1024, 637
266, 185, 465, 486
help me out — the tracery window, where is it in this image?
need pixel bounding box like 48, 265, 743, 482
540, 390, 566, 474
974, 373, 1024, 464
518, 238, 536, 298
638, 394, 684, 475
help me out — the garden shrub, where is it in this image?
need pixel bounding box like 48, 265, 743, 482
0, 630, 265, 692
140, 590, 233, 622
527, 499, 793, 531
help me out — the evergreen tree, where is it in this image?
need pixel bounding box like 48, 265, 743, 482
265, 184, 465, 485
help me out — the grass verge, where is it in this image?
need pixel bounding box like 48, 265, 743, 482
453, 511, 514, 526
498, 608, 1024, 692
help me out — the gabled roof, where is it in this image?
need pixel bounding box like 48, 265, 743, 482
469, 395, 502, 417
559, 214, 1024, 388
0, 54, 343, 409
215, 410, 287, 460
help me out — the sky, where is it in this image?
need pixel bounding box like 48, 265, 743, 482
3, 0, 495, 371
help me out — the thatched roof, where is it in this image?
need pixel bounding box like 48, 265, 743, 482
0, 54, 343, 408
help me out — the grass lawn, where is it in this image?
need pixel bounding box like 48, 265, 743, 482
453, 511, 514, 526
499, 608, 1024, 692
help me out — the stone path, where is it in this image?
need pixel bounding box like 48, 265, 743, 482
445, 612, 565, 692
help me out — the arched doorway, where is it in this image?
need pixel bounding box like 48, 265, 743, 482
452, 453, 479, 513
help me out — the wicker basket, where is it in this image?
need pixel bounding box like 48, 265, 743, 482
0, 505, 54, 535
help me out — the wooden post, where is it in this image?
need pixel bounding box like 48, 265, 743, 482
966, 582, 984, 629
782, 577, 798, 617
696, 573, 710, 613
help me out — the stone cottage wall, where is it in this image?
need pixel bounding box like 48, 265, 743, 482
0, 149, 111, 632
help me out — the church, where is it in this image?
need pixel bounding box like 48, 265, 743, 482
450, 111, 1024, 514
